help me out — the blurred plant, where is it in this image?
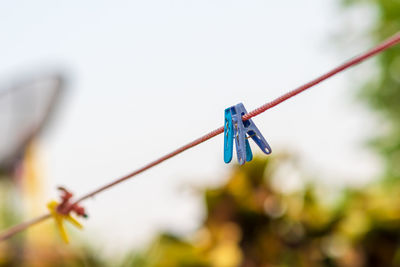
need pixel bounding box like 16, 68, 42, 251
344, 0, 400, 181
7, 153, 399, 266
0, 241, 108, 267
126, 155, 400, 267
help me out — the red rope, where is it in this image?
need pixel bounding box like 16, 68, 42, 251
73, 32, 400, 206
243, 32, 400, 120
1, 32, 400, 242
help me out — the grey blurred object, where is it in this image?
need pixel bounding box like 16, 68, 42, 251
0, 73, 66, 174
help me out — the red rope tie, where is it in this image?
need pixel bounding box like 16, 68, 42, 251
45, 187, 87, 243
57, 187, 88, 218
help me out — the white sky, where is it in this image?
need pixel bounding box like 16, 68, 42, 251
0, 0, 380, 254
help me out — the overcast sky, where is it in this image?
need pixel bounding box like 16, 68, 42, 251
0, 0, 379, 254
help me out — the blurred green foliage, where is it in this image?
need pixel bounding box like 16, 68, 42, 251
345, 0, 400, 180
0, 243, 108, 267
126, 156, 400, 267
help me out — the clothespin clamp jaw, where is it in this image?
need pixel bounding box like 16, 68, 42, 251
224, 108, 234, 163
47, 187, 87, 243
224, 103, 271, 165
237, 103, 271, 155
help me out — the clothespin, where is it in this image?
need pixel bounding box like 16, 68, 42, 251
47, 187, 87, 243
224, 103, 271, 165
224, 105, 253, 164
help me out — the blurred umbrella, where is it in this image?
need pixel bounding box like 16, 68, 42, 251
0, 73, 65, 174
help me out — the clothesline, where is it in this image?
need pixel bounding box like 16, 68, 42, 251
1, 32, 400, 242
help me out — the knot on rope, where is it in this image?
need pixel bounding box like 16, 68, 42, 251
57, 187, 88, 218
46, 187, 87, 243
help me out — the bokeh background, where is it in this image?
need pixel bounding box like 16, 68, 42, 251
0, 0, 399, 266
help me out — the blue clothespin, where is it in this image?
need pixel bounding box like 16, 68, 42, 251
224, 103, 271, 165
224, 105, 253, 165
